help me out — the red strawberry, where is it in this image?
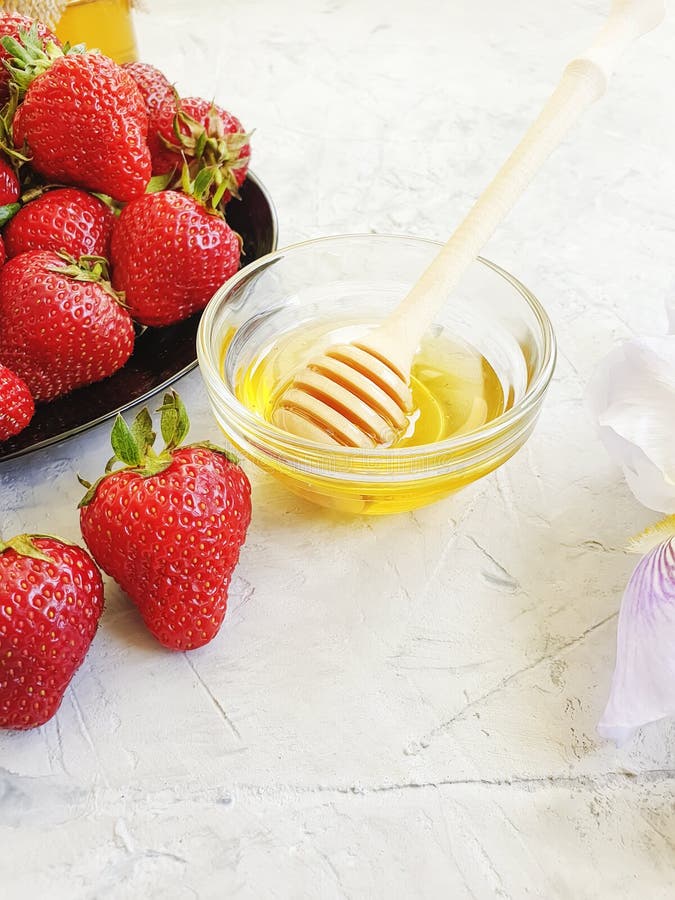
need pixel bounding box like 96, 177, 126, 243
110, 190, 241, 326
0, 155, 19, 206
3, 188, 116, 259
123, 62, 175, 171
0, 362, 34, 441
0, 534, 103, 730
79, 392, 251, 651
154, 96, 250, 205
0, 14, 60, 105
0, 234, 5, 267
5, 32, 151, 202
0, 251, 134, 401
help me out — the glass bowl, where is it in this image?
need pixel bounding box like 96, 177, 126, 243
197, 234, 556, 515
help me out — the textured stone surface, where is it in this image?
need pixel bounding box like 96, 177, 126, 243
2, 1, 675, 897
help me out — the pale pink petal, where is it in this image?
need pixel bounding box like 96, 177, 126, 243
598, 538, 675, 745
588, 336, 675, 513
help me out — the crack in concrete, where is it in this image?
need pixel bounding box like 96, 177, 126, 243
419, 485, 490, 604
69, 687, 111, 789
2, 766, 673, 824
182, 653, 242, 741
313, 843, 351, 899
467, 535, 520, 591
638, 810, 675, 852
54, 714, 71, 778
236, 768, 675, 799
434, 797, 480, 900
407, 610, 619, 755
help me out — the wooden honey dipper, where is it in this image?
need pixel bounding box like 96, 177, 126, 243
273, 0, 664, 448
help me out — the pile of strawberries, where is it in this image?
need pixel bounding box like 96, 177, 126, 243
0, 15, 256, 732
1, 389, 252, 730
0, 12, 250, 443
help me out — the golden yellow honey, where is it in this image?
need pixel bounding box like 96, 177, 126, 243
56, 0, 137, 63
220, 317, 515, 515
234, 318, 506, 449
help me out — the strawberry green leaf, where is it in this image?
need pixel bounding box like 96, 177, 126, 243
91, 192, 122, 214
63, 42, 87, 56
208, 103, 221, 136
146, 172, 174, 194
47, 254, 125, 305
180, 161, 193, 195
172, 110, 185, 143
130, 408, 156, 456
0, 202, 20, 227
1, 35, 31, 65
76, 254, 112, 280
78, 398, 186, 505
212, 181, 228, 210
158, 391, 190, 451
111, 414, 143, 468
194, 130, 208, 160
0, 534, 54, 562
78, 475, 105, 508
192, 167, 216, 201
1, 26, 65, 99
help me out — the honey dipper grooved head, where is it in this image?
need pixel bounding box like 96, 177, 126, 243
272, 343, 413, 449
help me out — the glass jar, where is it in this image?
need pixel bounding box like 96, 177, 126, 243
55, 0, 138, 64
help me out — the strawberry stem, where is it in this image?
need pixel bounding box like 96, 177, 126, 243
46, 253, 126, 306
77, 391, 238, 508
0, 85, 31, 169
159, 95, 250, 213
0, 25, 65, 99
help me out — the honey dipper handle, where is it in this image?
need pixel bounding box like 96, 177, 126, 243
372, 0, 665, 372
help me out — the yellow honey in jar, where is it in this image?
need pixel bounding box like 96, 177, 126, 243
55, 0, 137, 63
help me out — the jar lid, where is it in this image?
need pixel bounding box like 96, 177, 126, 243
3, 2, 69, 28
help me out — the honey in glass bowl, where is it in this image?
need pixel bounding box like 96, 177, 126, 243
197, 235, 556, 516
235, 318, 506, 451
55, 0, 137, 63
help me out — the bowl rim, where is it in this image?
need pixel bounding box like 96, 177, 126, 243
197, 232, 557, 462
